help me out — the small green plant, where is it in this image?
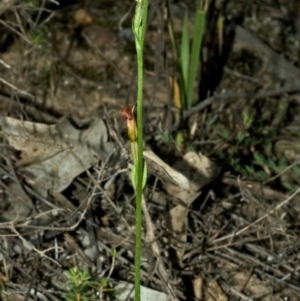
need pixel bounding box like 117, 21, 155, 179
63, 268, 100, 301
218, 127, 230, 140
242, 109, 253, 129
167, 1, 207, 148
28, 28, 45, 47
26, 0, 39, 8
179, 3, 207, 109
168, 1, 207, 110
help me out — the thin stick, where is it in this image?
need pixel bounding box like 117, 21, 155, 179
212, 187, 300, 244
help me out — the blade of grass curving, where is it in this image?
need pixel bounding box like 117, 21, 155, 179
166, 2, 185, 111
186, 8, 206, 108
180, 10, 190, 108
217, 15, 224, 54
166, 0, 178, 61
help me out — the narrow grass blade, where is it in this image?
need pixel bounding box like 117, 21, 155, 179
180, 10, 190, 108
186, 9, 206, 108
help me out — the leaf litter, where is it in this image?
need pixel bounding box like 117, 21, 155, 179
1, 116, 113, 197
0, 1, 300, 301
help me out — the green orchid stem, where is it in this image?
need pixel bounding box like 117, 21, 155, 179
132, 1, 148, 301
131, 141, 138, 166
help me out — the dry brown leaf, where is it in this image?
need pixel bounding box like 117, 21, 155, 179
144, 150, 219, 262
144, 150, 185, 188
1, 116, 114, 197
0, 0, 18, 16
192, 277, 204, 300
0, 116, 64, 166
74, 8, 93, 26
206, 280, 228, 301
0, 182, 35, 221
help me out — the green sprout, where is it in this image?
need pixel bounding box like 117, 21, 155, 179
168, 0, 207, 110
167, 1, 207, 148
242, 109, 253, 129
26, 0, 39, 8
63, 268, 99, 301
28, 28, 45, 47
180, 4, 207, 109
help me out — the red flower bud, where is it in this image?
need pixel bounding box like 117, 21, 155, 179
121, 106, 138, 142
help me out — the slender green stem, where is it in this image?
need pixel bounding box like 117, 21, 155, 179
132, 1, 148, 301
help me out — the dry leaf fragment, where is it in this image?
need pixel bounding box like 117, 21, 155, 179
1, 116, 114, 197
144, 150, 219, 262
0, 116, 64, 166
192, 277, 204, 300
74, 8, 93, 26
206, 280, 228, 301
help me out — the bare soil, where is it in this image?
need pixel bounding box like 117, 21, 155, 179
1, 0, 300, 300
